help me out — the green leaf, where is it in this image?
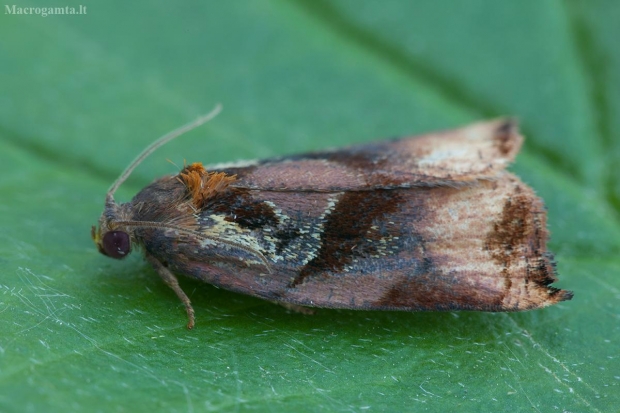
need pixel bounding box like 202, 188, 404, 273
1, 1, 619, 411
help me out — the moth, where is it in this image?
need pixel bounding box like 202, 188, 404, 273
92, 105, 572, 329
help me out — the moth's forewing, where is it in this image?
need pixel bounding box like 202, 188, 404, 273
128, 119, 570, 312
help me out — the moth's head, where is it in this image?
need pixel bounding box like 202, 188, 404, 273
91, 105, 221, 261
91, 198, 133, 260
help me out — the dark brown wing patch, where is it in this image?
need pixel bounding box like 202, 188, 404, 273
209, 188, 280, 230
290, 190, 407, 287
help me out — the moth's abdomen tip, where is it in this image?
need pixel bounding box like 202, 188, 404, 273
554, 288, 574, 303
533, 287, 573, 309
496, 117, 519, 134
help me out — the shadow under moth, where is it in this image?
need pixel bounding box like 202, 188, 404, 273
92, 105, 572, 329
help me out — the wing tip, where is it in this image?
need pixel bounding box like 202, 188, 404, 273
484, 117, 524, 160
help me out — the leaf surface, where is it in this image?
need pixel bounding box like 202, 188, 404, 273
1, 1, 618, 411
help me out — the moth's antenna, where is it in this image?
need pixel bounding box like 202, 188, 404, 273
107, 104, 222, 200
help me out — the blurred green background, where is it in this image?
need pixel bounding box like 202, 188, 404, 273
1, 1, 619, 412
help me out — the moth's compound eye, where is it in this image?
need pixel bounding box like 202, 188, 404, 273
102, 231, 131, 259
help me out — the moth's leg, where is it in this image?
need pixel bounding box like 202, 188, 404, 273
146, 254, 196, 329
274, 301, 316, 315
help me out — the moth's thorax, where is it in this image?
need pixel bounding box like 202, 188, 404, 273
131, 174, 187, 210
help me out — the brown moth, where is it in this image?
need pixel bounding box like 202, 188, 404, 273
92, 105, 572, 329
